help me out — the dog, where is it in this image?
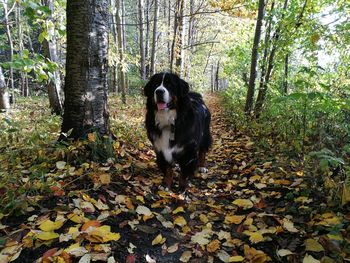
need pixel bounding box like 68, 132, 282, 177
144, 72, 212, 191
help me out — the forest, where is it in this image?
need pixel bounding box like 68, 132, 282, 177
0, 0, 349, 262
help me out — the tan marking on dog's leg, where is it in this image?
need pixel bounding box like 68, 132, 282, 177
163, 166, 174, 189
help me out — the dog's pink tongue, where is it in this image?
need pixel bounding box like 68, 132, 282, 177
157, 103, 167, 110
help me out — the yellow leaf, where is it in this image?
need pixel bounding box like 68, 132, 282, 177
207, 239, 220, 253
100, 173, 111, 185
244, 231, 264, 244
174, 216, 187, 227
68, 213, 88, 224
244, 244, 269, 263
303, 254, 320, 263
199, 214, 209, 224
89, 225, 120, 243
172, 207, 184, 214
283, 218, 298, 232
277, 249, 294, 257
152, 234, 166, 245
224, 215, 245, 225
179, 251, 192, 262
36, 231, 59, 241
304, 238, 324, 252
229, 256, 245, 262
136, 195, 145, 203
39, 219, 64, 232
232, 199, 253, 209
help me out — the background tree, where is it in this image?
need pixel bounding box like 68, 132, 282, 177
60, 0, 110, 140
0, 66, 10, 110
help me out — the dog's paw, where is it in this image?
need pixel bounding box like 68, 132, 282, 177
198, 167, 208, 173
174, 164, 181, 172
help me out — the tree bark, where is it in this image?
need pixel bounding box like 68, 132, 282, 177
254, 0, 288, 116
43, 0, 63, 115
283, 53, 289, 94
244, 0, 265, 114
150, 0, 159, 75
138, 0, 147, 80
2, 0, 16, 102
0, 66, 10, 110
170, 0, 185, 75
60, 0, 110, 140
116, 0, 127, 103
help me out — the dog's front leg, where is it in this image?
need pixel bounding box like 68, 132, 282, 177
156, 152, 174, 189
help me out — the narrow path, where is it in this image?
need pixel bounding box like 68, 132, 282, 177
3, 95, 348, 263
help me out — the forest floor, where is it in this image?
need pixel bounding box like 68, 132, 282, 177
0, 94, 349, 263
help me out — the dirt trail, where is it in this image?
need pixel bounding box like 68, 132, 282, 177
6, 95, 348, 263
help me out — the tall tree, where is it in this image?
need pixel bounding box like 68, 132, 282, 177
0, 66, 10, 110
116, 0, 127, 103
43, 0, 63, 115
170, 0, 185, 74
138, 0, 146, 80
150, 0, 159, 75
2, 0, 15, 102
60, 0, 110, 140
244, 0, 265, 114
254, 0, 288, 116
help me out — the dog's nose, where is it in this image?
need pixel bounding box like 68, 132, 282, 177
155, 89, 165, 96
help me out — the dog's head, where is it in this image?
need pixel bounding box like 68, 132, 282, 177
144, 72, 189, 111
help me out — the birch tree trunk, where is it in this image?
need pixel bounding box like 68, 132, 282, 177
244, 0, 265, 114
2, 0, 15, 102
60, 0, 110, 140
43, 0, 63, 115
0, 66, 10, 110
138, 0, 147, 80
170, 0, 184, 75
116, 0, 127, 103
150, 0, 159, 75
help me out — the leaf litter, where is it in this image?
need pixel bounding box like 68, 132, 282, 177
0, 95, 349, 262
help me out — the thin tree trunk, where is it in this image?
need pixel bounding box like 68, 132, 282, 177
244, 0, 265, 114
60, 0, 110, 140
255, 0, 288, 116
185, 0, 195, 78
283, 53, 289, 94
0, 66, 10, 110
150, 0, 159, 75
43, 0, 63, 115
171, 0, 184, 75
145, 0, 150, 77
116, 0, 126, 103
2, 0, 16, 102
138, 0, 146, 80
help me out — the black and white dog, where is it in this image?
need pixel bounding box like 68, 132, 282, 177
144, 72, 212, 191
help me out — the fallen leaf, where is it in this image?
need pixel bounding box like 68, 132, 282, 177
179, 251, 192, 262
82, 220, 101, 232
191, 229, 213, 245
136, 205, 152, 216
304, 238, 324, 252
229, 255, 245, 262
39, 219, 64, 232
167, 243, 179, 253
303, 254, 320, 263
152, 234, 166, 245
174, 216, 187, 227
207, 239, 220, 253
277, 249, 294, 257
224, 215, 245, 225
232, 199, 253, 209
36, 231, 59, 241
172, 207, 184, 214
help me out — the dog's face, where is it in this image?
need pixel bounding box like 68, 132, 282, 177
144, 73, 189, 111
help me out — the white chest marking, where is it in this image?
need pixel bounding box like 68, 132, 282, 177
153, 109, 182, 163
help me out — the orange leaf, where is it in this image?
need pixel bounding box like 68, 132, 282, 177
82, 220, 101, 231
42, 248, 59, 261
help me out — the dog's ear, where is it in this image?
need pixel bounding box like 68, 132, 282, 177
179, 79, 189, 97
143, 78, 154, 97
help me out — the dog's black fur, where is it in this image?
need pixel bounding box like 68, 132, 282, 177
144, 72, 212, 190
